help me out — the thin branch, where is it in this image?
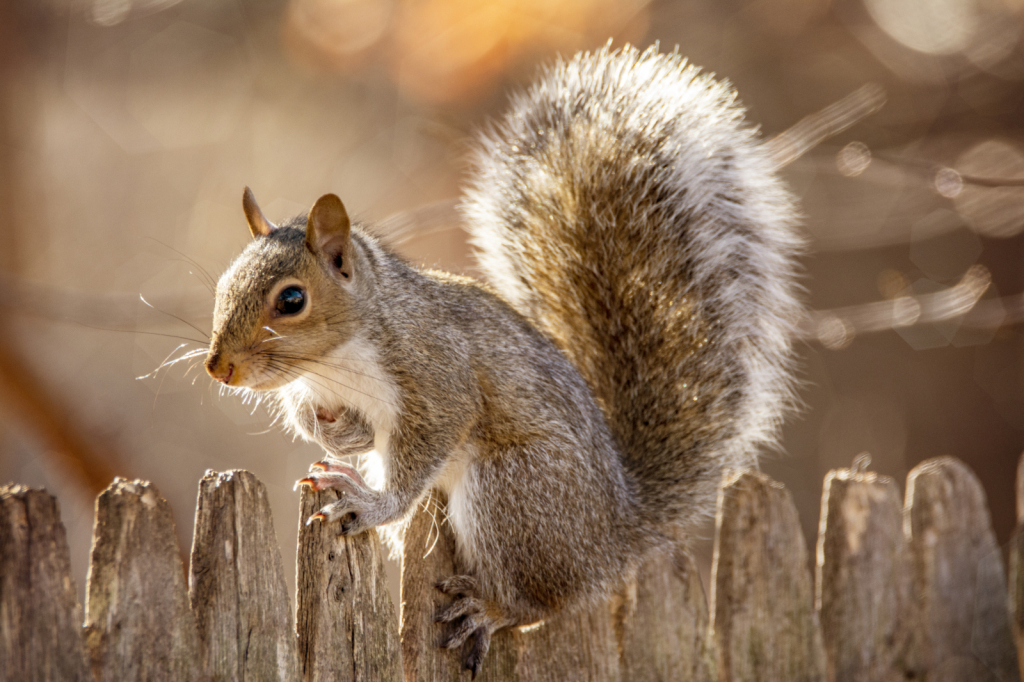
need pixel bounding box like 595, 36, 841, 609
764, 83, 887, 171
803, 265, 994, 348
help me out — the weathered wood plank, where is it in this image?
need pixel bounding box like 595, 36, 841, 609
83, 478, 201, 682
296, 485, 401, 682
513, 603, 620, 682
190, 470, 301, 682
614, 549, 715, 682
815, 467, 918, 682
0, 484, 90, 682
906, 456, 1019, 681
400, 493, 622, 682
401, 493, 516, 682
1012, 453, 1024, 682
710, 469, 826, 682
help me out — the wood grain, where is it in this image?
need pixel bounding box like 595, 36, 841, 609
906, 456, 1019, 681
189, 469, 301, 682
815, 467, 918, 682
0, 484, 90, 682
614, 549, 715, 682
710, 469, 826, 682
296, 485, 402, 682
84, 478, 201, 682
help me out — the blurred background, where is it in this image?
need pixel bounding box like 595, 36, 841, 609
1, 0, 1023, 613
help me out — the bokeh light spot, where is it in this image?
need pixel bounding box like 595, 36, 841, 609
836, 141, 871, 177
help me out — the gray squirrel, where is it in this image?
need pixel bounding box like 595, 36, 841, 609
205, 44, 803, 676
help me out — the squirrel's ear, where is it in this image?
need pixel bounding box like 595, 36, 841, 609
243, 187, 277, 238
306, 194, 352, 274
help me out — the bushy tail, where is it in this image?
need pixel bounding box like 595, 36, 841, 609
463, 45, 803, 526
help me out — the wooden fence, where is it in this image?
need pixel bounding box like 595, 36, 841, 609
2, 455, 1022, 682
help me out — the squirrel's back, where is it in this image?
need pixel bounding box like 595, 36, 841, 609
463, 45, 803, 527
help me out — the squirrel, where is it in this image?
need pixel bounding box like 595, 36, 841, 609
205, 44, 802, 676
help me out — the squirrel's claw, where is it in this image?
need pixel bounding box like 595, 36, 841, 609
440, 614, 479, 650
464, 627, 490, 680
439, 617, 490, 678
310, 459, 367, 483
309, 500, 367, 535
295, 461, 369, 495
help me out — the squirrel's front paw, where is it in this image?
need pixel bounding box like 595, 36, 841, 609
299, 460, 377, 535
307, 500, 371, 535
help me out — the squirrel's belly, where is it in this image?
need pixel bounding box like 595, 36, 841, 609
435, 443, 481, 565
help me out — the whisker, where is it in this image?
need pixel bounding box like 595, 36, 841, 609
253, 348, 391, 386
140, 294, 211, 340
137, 343, 189, 381
73, 321, 209, 346
143, 237, 219, 292
266, 350, 390, 376
266, 358, 401, 410
264, 358, 400, 410
138, 345, 209, 380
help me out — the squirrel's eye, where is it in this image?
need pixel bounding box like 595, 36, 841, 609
276, 286, 305, 316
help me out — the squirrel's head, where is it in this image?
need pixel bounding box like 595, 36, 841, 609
206, 188, 361, 391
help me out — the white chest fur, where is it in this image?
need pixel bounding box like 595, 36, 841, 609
279, 336, 401, 451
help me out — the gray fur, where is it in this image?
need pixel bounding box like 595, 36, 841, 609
206, 45, 802, 672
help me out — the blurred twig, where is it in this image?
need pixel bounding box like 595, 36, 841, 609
872, 152, 1024, 188
803, 265, 992, 349
765, 83, 887, 171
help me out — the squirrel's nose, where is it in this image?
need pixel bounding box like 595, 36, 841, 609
205, 351, 235, 384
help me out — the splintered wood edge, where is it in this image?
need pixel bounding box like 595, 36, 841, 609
296, 483, 401, 682
84, 477, 200, 681
0, 485, 90, 682
190, 469, 301, 682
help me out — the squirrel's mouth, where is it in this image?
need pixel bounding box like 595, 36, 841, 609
240, 366, 295, 392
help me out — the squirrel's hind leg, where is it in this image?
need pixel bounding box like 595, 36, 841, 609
435, 575, 511, 678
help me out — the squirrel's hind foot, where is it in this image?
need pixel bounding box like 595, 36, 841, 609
435, 575, 507, 678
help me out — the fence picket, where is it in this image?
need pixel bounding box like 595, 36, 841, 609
296, 485, 402, 682
5, 453, 1024, 681
615, 549, 715, 682
0, 485, 90, 682
190, 470, 301, 682
815, 467, 918, 682
710, 469, 827, 682
84, 478, 200, 682
906, 457, 1020, 680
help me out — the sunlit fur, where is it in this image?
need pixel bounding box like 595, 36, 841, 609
465, 44, 803, 531
207, 44, 803, 672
